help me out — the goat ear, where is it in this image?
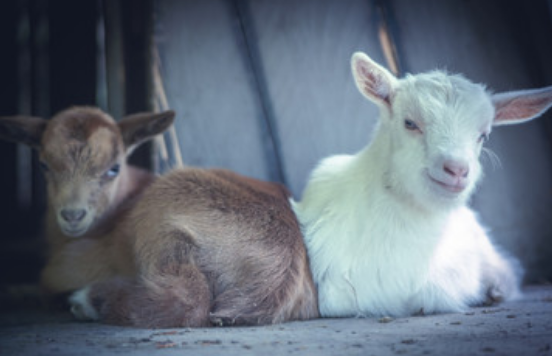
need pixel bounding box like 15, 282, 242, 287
492, 86, 552, 126
119, 110, 175, 153
351, 52, 398, 108
0, 116, 47, 149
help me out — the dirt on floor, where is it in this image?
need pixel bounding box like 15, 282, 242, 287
1, 286, 551, 356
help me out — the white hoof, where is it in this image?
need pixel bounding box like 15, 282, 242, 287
69, 286, 99, 321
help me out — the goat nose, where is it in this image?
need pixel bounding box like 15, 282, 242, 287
443, 160, 469, 178
60, 209, 87, 223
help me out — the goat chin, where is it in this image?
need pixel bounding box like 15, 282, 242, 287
56, 216, 93, 237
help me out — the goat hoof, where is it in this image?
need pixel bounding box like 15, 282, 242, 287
209, 314, 235, 327
69, 287, 99, 321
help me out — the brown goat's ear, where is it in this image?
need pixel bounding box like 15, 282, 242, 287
0, 116, 47, 149
492, 86, 552, 126
118, 110, 175, 153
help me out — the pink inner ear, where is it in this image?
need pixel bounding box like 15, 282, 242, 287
495, 95, 552, 123
357, 62, 391, 105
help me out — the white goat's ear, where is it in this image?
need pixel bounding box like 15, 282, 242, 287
118, 110, 175, 153
0, 115, 47, 149
351, 52, 398, 108
492, 86, 552, 126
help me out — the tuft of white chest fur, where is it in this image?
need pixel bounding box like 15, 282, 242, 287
292, 150, 515, 317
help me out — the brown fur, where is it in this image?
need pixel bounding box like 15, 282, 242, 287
81, 167, 319, 327
0, 107, 175, 297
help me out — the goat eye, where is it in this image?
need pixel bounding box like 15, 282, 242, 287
104, 164, 120, 179
478, 133, 489, 143
404, 119, 420, 131
39, 161, 49, 172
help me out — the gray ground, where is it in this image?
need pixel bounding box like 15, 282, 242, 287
1, 286, 551, 356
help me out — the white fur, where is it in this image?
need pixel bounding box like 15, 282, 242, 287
293, 52, 552, 318
69, 287, 99, 321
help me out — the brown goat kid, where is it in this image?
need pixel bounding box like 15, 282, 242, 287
0, 107, 175, 296
69, 167, 319, 327
1, 106, 318, 327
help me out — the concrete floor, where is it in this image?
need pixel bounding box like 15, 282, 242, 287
1, 286, 551, 356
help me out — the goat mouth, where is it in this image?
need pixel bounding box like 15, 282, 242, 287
428, 176, 467, 194
59, 224, 89, 237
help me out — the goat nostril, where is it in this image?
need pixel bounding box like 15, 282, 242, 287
443, 162, 469, 178
61, 209, 87, 223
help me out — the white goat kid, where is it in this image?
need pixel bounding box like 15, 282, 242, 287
292, 52, 552, 318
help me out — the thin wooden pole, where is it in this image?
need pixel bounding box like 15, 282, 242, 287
152, 47, 184, 169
